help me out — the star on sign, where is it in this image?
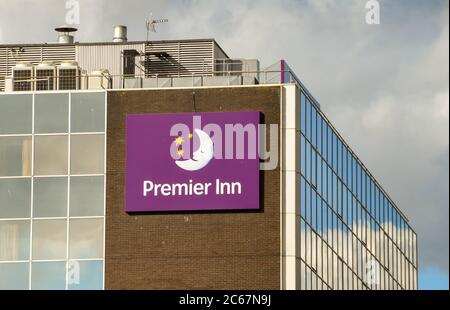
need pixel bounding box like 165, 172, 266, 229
175, 136, 184, 146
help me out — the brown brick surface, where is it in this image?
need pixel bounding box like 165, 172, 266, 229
105, 86, 281, 289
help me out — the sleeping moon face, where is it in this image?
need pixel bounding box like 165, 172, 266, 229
175, 129, 214, 171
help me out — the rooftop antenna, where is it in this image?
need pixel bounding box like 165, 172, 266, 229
145, 13, 168, 41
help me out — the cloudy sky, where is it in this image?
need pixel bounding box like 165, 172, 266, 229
0, 0, 448, 289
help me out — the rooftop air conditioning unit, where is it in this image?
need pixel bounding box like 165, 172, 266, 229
57, 61, 80, 90
12, 63, 33, 92
35, 62, 56, 91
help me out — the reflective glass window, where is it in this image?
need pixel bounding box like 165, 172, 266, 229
32, 219, 67, 260
34, 135, 68, 176
70, 134, 104, 175
0, 262, 29, 290
0, 178, 31, 218
0, 136, 32, 176
0, 94, 32, 134
33, 177, 67, 217
69, 218, 103, 259
0, 220, 30, 261
34, 93, 69, 133
69, 176, 104, 217
31, 262, 66, 290
70, 92, 105, 133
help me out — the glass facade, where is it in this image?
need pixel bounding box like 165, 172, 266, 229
0, 91, 105, 290
297, 91, 418, 290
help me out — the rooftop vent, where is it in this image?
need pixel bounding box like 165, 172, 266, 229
113, 25, 127, 42
54, 25, 78, 44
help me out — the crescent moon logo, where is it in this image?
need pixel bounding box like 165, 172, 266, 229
175, 129, 214, 171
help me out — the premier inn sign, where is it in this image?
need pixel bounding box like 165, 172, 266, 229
125, 111, 262, 212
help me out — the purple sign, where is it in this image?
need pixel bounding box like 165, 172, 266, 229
125, 111, 260, 212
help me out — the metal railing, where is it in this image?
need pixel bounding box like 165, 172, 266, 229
3, 69, 300, 92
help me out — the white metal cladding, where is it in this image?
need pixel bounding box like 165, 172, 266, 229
0, 45, 76, 91
144, 40, 215, 77
76, 43, 145, 89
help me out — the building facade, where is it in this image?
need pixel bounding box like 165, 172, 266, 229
0, 29, 417, 290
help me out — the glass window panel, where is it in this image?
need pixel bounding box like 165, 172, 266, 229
34, 135, 68, 176
305, 99, 311, 141
322, 159, 327, 198
322, 120, 327, 160
32, 219, 66, 260
300, 93, 306, 135
305, 182, 311, 224
305, 140, 311, 182
311, 107, 317, 149
0, 220, 30, 261
34, 93, 69, 133
0, 94, 32, 134
31, 261, 66, 290
69, 218, 103, 259
327, 166, 332, 204
300, 176, 306, 216
70, 92, 105, 133
317, 114, 322, 156
0, 262, 29, 290
311, 150, 316, 187
33, 177, 68, 217
300, 135, 306, 177
68, 260, 103, 290
327, 126, 332, 164
0, 136, 32, 176
0, 178, 31, 218
347, 151, 352, 190
317, 158, 322, 197
70, 134, 104, 175
337, 139, 342, 179
343, 148, 347, 185
69, 176, 104, 217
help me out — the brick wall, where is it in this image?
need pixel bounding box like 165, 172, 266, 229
105, 86, 281, 289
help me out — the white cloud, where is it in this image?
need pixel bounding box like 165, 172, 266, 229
0, 0, 448, 274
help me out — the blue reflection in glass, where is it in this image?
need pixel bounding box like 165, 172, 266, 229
300, 177, 306, 216
0, 263, 29, 290
31, 261, 66, 290
300, 93, 306, 135
305, 99, 311, 141
68, 260, 103, 290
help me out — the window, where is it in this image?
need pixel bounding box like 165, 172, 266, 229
317, 114, 322, 156
34, 135, 68, 176
0, 220, 30, 261
34, 94, 69, 133
69, 176, 104, 217
0, 263, 29, 290
0, 92, 106, 290
0, 178, 31, 218
68, 260, 103, 290
31, 262, 66, 290
305, 99, 311, 141
0, 94, 32, 134
71, 93, 105, 133
33, 177, 68, 218
300, 93, 306, 135
311, 107, 317, 149
69, 218, 103, 259
300, 136, 306, 177
0, 136, 32, 176
32, 219, 67, 260
70, 135, 104, 175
